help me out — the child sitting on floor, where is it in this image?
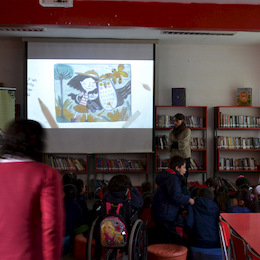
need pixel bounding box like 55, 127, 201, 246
230, 188, 252, 213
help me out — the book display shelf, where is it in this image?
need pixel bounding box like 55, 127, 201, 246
43, 154, 88, 173
95, 153, 149, 173
155, 106, 208, 181
214, 106, 260, 175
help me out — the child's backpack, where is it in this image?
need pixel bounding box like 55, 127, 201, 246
100, 202, 128, 248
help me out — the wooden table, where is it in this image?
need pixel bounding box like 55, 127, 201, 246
221, 213, 260, 255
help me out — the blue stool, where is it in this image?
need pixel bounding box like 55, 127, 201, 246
190, 247, 223, 260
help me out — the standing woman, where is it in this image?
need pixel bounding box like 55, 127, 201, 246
168, 113, 191, 180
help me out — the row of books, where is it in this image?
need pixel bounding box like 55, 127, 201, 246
156, 156, 169, 170
217, 136, 260, 149
155, 135, 206, 149
96, 158, 145, 171
156, 156, 204, 171
219, 113, 260, 128
43, 155, 86, 171
156, 115, 204, 128
189, 158, 204, 170
217, 177, 237, 192
219, 157, 257, 171
190, 137, 206, 149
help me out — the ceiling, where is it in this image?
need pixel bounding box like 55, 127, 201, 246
3, 27, 260, 46
2, 0, 260, 45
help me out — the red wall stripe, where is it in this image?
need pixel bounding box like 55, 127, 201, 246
1, 1, 260, 31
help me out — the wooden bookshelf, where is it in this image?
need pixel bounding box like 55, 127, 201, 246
43, 154, 88, 173
154, 106, 208, 181
214, 106, 260, 175
95, 153, 149, 173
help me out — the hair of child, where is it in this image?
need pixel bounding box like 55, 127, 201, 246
216, 185, 230, 212
107, 174, 133, 192
75, 178, 85, 194
234, 188, 251, 208
168, 155, 186, 170
62, 173, 75, 185
235, 175, 251, 189
198, 187, 214, 201
64, 184, 77, 199
189, 186, 202, 199
205, 177, 218, 190
141, 181, 151, 193
0, 119, 45, 162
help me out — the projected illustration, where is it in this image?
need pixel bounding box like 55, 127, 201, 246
54, 64, 131, 123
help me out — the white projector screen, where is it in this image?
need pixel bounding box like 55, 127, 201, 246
26, 41, 154, 153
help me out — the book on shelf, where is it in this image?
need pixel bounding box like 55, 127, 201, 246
96, 158, 145, 171
237, 88, 252, 106
190, 158, 203, 170
172, 88, 186, 106
156, 135, 206, 149
157, 115, 174, 128
43, 155, 85, 171
156, 156, 169, 170
157, 115, 204, 128
219, 113, 260, 128
190, 137, 205, 149
219, 157, 257, 171
155, 135, 168, 149
217, 136, 260, 149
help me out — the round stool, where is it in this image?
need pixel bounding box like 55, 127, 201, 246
148, 244, 188, 260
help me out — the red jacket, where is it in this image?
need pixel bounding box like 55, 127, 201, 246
0, 159, 65, 260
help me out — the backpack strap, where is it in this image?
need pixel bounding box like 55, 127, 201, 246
106, 202, 123, 214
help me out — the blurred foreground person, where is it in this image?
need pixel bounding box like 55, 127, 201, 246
0, 119, 64, 260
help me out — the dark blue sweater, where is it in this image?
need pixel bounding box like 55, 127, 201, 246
186, 197, 220, 248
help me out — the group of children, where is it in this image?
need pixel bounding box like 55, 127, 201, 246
62, 156, 260, 256
151, 155, 260, 250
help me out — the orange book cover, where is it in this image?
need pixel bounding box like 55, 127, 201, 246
237, 88, 252, 106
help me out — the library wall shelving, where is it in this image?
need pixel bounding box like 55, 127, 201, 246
155, 106, 208, 182
43, 154, 88, 173
43, 152, 150, 198
214, 106, 260, 176
95, 153, 149, 173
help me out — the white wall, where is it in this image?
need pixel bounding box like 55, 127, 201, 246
0, 39, 260, 185
156, 43, 260, 184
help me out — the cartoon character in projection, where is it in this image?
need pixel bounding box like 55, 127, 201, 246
67, 70, 102, 121
67, 66, 131, 122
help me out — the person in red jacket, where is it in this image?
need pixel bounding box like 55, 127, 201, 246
0, 119, 64, 260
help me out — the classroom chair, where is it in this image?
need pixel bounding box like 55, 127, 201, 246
247, 244, 260, 260
230, 230, 247, 260
219, 217, 231, 260
189, 247, 222, 260
147, 244, 188, 260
